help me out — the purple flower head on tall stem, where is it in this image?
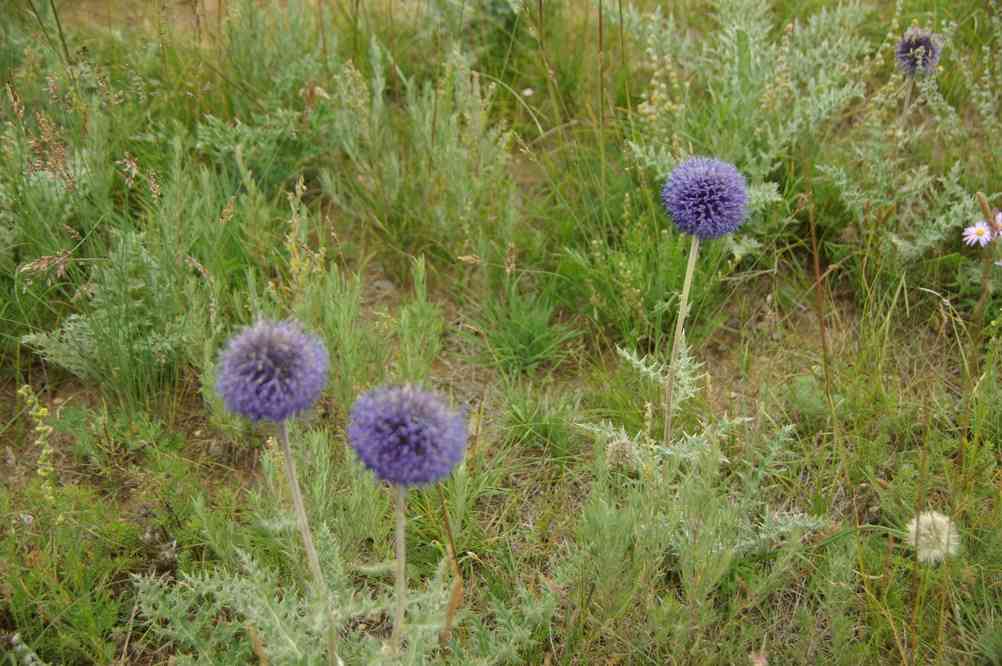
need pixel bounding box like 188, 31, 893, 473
896, 27, 942, 77
216, 320, 328, 422
348, 385, 467, 486
660, 157, 748, 240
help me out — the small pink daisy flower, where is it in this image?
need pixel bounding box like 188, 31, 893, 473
963, 221, 994, 247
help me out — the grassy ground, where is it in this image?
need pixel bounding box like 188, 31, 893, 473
2, 0, 1002, 664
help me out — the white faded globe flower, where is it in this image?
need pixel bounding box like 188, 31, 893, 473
906, 511, 960, 564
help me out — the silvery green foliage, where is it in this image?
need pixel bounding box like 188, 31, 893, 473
3, 633, 49, 666
619, 0, 870, 183
135, 552, 458, 665
135, 553, 322, 666
294, 269, 390, 414
136, 426, 555, 664
321, 44, 516, 262
195, 62, 371, 193
960, 13, 1002, 149
22, 232, 189, 399
0, 146, 92, 229
189, 0, 375, 192
397, 257, 445, 384
573, 354, 825, 623
419, 0, 524, 45
615, 344, 702, 415
0, 134, 97, 335
580, 422, 823, 605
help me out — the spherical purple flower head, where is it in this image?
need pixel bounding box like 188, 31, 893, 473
216, 320, 329, 422
896, 27, 942, 77
348, 385, 467, 486
660, 157, 748, 240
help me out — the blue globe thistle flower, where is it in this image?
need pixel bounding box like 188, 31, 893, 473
348, 385, 467, 486
660, 157, 748, 240
896, 27, 942, 77
216, 320, 328, 422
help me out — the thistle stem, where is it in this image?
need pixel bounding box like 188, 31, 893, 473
663, 235, 701, 446
277, 421, 340, 666
391, 485, 408, 656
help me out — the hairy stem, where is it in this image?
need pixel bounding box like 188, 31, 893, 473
663, 235, 700, 446
277, 421, 340, 666
391, 485, 408, 656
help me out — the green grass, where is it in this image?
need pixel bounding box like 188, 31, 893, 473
2, 0, 1001, 663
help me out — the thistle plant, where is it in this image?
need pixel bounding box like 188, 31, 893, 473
214, 319, 340, 666
347, 385, 468, 655
895, 26, 943, 78
894, 24, 943, 113
659, 157, 747, 445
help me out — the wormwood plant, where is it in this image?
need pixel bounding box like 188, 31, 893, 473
320, 46, 517, 280
22, 231, 191, 406
194, 60, 371, 194
294, 266, 389, 415
0, 82, 93, 356
620, 0, 870, 187
396, 258, 445, 384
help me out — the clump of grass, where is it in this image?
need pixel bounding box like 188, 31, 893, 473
475, 273, 580, 375
2, 481, 142, 664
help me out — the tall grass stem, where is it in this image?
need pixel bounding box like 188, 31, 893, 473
807, 195, 850, 486
436, 485, 464, 647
